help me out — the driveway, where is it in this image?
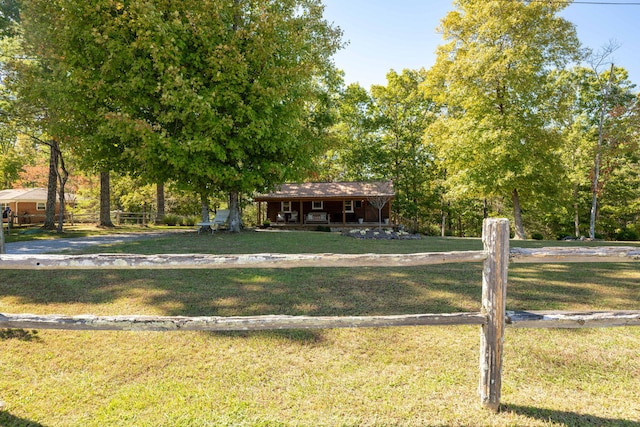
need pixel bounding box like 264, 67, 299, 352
3, 231, 182, 255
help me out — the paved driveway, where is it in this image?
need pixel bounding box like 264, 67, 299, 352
3, 232, 181, 255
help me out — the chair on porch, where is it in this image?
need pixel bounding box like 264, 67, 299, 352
288, 211, 298, 223
276, 212, 286, 223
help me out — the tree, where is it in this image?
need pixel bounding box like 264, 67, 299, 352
19, 0, 343, 232
558, 61, 637, 239
3, 0, 87, 231
327, 83, 379, 181
366, 181, 394, 231
426, 0, 581, 239
326, 72, 437, 232
370, 69, 437, 231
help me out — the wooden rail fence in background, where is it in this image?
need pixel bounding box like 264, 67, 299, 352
1, 218, 639, 411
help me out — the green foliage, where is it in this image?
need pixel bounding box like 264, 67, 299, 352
614, 227, 639, 241
19, 0, 342, 194
182, 215, 198, 227
162, 214, 180, 227
326, 70, 439, 230
555, 65, 639, 239
426, 0, 582, 239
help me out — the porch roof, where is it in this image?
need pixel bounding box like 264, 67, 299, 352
255, 181, 394, 201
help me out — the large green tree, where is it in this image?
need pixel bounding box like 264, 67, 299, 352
370, 69, 436, 231
326, 72, 437, 232
322, 83, 378, 181
426, 0, 582, 239
20, 0, 343, 232
1, 0, 76, 230
558, 64, 637, 238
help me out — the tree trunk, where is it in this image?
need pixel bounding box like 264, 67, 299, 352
155, 182, 165, 225
57, 177, 67, 233
589, 147, 601, 240
590, 63, 614, 240
99, 170, 114, 227
200, 193, 210, 223
228, 191, 242, 233
56, 144, 69, 233
573, 185, 580, 238
42, 143, 58, 230
511, 188, 526, 240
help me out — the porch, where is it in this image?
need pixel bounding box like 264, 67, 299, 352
254, 181, 395, 232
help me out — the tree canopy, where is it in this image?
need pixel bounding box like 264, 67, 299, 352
17, 0, 343, 230
425, 0, 582, 238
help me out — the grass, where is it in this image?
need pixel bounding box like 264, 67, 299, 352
1, 230, 639, 426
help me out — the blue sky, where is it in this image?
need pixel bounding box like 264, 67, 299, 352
322, 0, 640, 89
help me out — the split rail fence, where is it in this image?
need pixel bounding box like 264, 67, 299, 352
1, 218, 639, 411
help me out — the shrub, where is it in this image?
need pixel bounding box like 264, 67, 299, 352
615, 227, 639, 241
182, 216, 198, 227
530, 232, 544, 240
163, 214, 180, 226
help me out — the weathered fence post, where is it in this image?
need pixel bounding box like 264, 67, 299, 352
479, 218, 509, 411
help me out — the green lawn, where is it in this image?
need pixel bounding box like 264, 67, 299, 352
1, 230, 639, 426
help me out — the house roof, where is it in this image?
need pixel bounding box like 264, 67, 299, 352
255, 181, 394, 201
0, 188, 74, 203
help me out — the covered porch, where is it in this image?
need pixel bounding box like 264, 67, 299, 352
254, 181, 395, 230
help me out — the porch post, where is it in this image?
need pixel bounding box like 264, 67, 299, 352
342, 199, 346, 225
299, 200, 303, 224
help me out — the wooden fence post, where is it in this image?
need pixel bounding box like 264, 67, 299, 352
479, 218, 509, 411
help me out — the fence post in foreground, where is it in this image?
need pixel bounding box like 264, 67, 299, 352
479, 218, 509, 411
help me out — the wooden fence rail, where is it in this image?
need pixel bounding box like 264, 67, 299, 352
1, 218, 639, 412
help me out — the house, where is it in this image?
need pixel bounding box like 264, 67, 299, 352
0, 188, 75, 225
254, 181, 394, 228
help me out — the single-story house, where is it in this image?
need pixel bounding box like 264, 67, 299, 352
254, 181, 394, 227
0, 188, 75, 225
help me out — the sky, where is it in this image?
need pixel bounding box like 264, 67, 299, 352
322, 0, 640, 89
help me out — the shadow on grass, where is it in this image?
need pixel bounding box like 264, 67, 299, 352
0, 329, 41, 341
507, 263, 640, 311
503, 404, 640, 427
0, 264, 484, 317
0, 411, 47, 427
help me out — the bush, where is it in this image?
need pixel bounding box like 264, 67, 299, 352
182, 216, 198, 226
163, 214, 180, 226
615, 228, 639, 241
530, 232, 544, 241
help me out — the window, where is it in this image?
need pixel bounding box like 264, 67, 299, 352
355, 200, 362, 209
281, 201, 292, 213
36, 202, 46, 211
344, 200, 354, 213
312, 201, 323, 210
